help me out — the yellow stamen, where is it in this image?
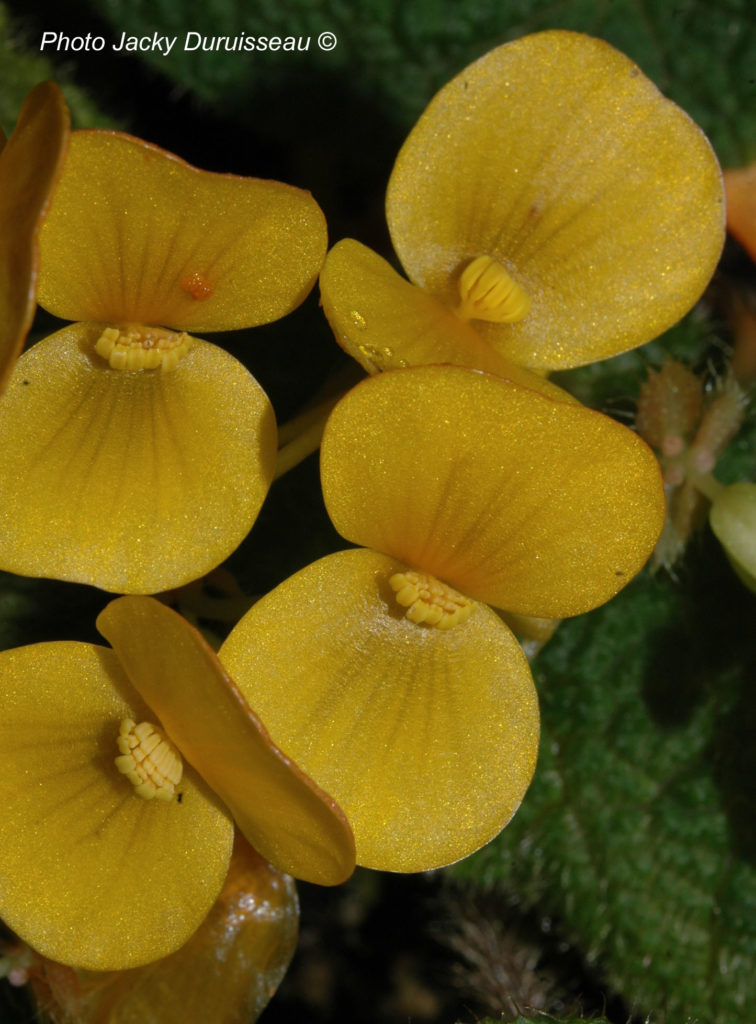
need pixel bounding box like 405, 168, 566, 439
114, 718, 183, 801
456, 254, 530, 323
388, 570, 474, 629
95, 325, 194, 371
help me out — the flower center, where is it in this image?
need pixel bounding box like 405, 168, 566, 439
114, 718, 183, 802
389, 570, 474, 629
456, 255, 530, 323
95, 324, 194, 371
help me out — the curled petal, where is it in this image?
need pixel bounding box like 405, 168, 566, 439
0, 643, 232, 970
220, 549, 539, 872
320, 366, 665, 617
319, 239, 575, 402
38, 130, 327, 331
0, 323, 277, 594
387, 30, 724, 370
97, 597, 356, 886
30, 836, 298, 1024
0, 82, 69, 392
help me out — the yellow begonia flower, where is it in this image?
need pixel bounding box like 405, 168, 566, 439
320, 30, 724, 379
0, 129, 327, 594
29, 835, 299, 1024
219, 366, 666, 873
0, 596, 354, 971
0, 82, 69, 392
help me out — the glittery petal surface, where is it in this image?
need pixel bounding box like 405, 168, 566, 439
319, 239, 575, 402
0, 643, 233, 970
0, 82, 69, 392
220, 549, 539, 872
320, 366, 665, 617
37, 130, 327, 331
97, 597, 356, 886
32, 836, 299, 1024
387, 30, 724, 370
0, 323, 277, 594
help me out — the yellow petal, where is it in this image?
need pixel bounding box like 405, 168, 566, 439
0, 323, 277, 594
387, 30, 724, 370
724, 162, 756, 263
0, 642, 233, 970
320, 365, 665, 617
31, 836, 298, 1024
319, 239, 575, 402
97, 596, 356, 886
38, 130, 327, 331
220, 549, 539, 872
0, 82, 69, 392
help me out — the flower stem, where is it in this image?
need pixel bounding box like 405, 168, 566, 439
688, 470, 725, 503
274, 396, 340, 479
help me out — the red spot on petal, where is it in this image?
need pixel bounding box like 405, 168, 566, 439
181, 271, 214, 301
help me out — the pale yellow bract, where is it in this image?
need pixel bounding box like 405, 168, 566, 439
709, 482, 756, 592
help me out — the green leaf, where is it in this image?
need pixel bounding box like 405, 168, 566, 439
0, 3, 114, 132
453, 559, 756, 1022
89, 0, 755, 164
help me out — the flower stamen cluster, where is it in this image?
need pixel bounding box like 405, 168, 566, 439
456, 255, 530, 324
114, 718, 183, 801
389, 569, 474, 628
95, 324, 194, 371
